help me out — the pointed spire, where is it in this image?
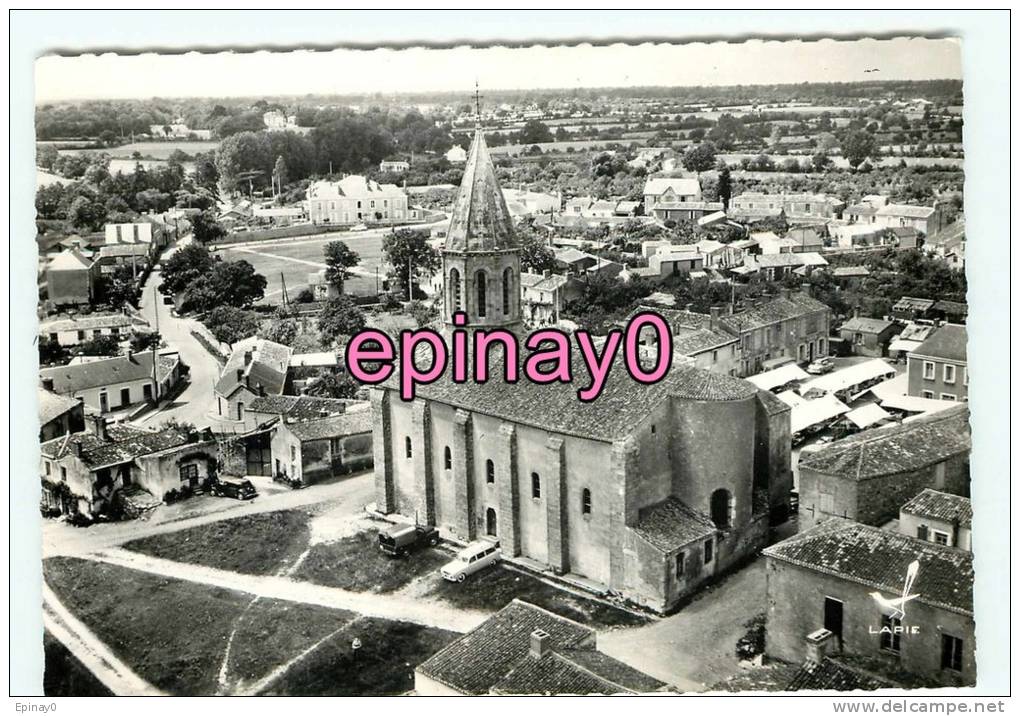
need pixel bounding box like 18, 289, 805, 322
444, 130, 517, 253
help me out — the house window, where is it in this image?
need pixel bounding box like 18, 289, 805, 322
880, 615, 902, 653
485, 459, 495, 484
179, 463, 199, 484
933, 530, 950, 546
581, 488, 592, 514
923, 361, 936, 380
449, 268, 462, 311
45, 461, 51, 476
444, 446, 452, 471
143, 384, 152, 401
917, 524, 930, 540
675, 551, 686, 579
290, 445, 296, 461
941, 393, 957, 402
854, 332, 863, 345
236, 402, 244, 421
820, 492, 835, 514
710, 489, 732, 528
531, 472, 541, 499
703, 538, 714, 564
818, 338, 826, 354
922, 390, 935, 399
60, 466, 67, 482
650, 424, 656, 435
941, 634, 964, 672
963, 368, 969, 386
712, 350, 718, 362
405, 437, 413, 459
944, 364, 956, 384
77, 330, 85, 341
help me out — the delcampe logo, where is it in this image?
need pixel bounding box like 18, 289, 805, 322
869, 559, 922, 636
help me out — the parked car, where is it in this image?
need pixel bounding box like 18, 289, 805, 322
789, 490, 799, 514
806, 357, 835, 375
210, 476, 258, 500
440, 538, 501, 582
350, 223, 368, 232
379, 523, 439, 557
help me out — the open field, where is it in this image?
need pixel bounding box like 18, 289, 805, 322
215, 230, 393, 301
61, 140, 219, 158
43, 631, 114, 696
44, 556, 356, 695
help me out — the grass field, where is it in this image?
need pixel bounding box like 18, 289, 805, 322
215, 231, 391, 301
44, 556, 354, 695
62, 140, 219, 159
43, 631, 114, 696
123, 510, 313, 576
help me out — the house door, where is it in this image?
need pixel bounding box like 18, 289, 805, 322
824, 597, 844, 645
485, 508, 497, 537
120, 387, 131, 407
245, 433, 272, 476
99, 392, 109, 412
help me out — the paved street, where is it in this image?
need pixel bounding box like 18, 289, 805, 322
598, 559, 767, 692
136, 265, 222, 429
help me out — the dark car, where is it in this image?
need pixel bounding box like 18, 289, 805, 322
378, 524, 439, 557
211, 476, 258, 500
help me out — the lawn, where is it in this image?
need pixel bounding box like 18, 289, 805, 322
43, 632, 113, 696
427, 564, 649, 629
262, 616, 457, 696
291, 528, 450, 594
122, 510, 312, 576
44, 557, 356, 695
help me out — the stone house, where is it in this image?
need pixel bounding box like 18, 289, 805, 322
764, 519, 975, 687
214, 337, 292, 423
907, 324, 968, 402
373, 130, 790, 613
838, 316, 902, 358
270, 408, 374, 485
38, 389, 85, 442
415, 600, 668, 695
625, 305, 740, 377
730, 192, 843, 221
39, 312, 149, 347
306, 175, 409, 225
797, 404, 971, 531
40, 417, 217, 517
519, 271, 573, 327
46, 248, 98, 307
642, 176, 702, 211
40, 351, 183, 416
898, 489, 972, 552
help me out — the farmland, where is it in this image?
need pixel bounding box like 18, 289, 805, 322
61, 140, 219, 159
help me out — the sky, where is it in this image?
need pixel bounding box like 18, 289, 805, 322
35, 36, 961, 103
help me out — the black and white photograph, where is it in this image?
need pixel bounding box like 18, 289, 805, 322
11, 9, 1011, 702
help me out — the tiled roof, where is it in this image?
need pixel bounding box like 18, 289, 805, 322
720, 293, 829, 333
445, 131, 517, 253
39, 312, 147, 334
387, 347, 759, 442
787, 658, 892, 691
492, 648, 666, 695
520, 272, 569, 292
40, 424, 193, 470
644, 177, 701, 197
764, 519, 974, 615
416, 600, 594, 694
40, 352, 177, 394
839, 317, 897, 334
754, 253, 828, 269
653, 201, 723, 211
215, 336, 291, 398
98, 244, 150, 259
876, 203, 935, 219
48, 249, 93, 271
901, 489, 972, 528
38, 389, 81, 425
933, 300, 968, 316
832, 266, 870, 278
912, 323, 967, 363
757, 389, 792, 416
892, 296, 936, 312
798, 404, 970, 480
248, 395, 359, 420
631, 497, 717, 552
282, 409, 373, 441
672, 327, 738, 356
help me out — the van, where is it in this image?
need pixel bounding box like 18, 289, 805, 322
378, 524, 439, 557
440, 539, 501, 582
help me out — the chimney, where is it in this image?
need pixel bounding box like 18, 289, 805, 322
42, 377, 55, 392
685, 302, 694, 312
88, 415, 108, 441
244, 350, 253, 366
529, 629, 551, 659
801, 282, 812, 296
853, 305, 861, 318
73, 440, 84, 457
542, 269, 551, 278
805, 628, 837, 667
236, 368, 245, 383
710, 306, 722, 332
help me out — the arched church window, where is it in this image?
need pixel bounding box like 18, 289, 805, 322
476, 271, 487, 318
502, 267, 513, 315
449, 268, 461, 311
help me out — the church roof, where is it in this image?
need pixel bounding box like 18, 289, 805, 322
444, 130, 518, 253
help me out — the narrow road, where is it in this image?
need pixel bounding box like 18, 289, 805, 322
43, 583, 165, 696
83, 548, 489, 634
136, 265, 222, 428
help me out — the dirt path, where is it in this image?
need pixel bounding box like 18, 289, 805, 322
42, 583, 165, 696
84, 548, 489, 634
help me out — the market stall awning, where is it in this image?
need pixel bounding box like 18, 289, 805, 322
799, 358, 897, 397
747, 363, 810, 391
784, 392, 850, 433
844, 402, 893, 429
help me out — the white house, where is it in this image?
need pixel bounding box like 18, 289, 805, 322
306, 175, 409, 225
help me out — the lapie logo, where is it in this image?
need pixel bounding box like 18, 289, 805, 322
869, 559, 922, 635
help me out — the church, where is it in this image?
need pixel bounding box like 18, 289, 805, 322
370, 128, 792, 613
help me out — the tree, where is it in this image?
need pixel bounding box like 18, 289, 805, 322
98, 129, 118, 147
130, 331, 162, 352
273, 155, 288, 196
203, 306, 261, 346
39, 337, 69, 366
716, 164, 732, 209
323, 240, 360, 294
318, 295, 367, 345
96, 265, 139, 308
304, 372, 360, 400
518, 229, 556, 273
190, 209, 227, 244
79, 334, 121, 357
382, 228, 441, 299
840, 129, 877, 170
259, 317, 299, 346
179, 259, 267, 313
67, 195, 107, 231
811, 152, 834, 172
159, 418, 200, 440
518, 120, 553, 145
160, 243, 215, 296
682, 141, 718, 174
407, 299, 438, 328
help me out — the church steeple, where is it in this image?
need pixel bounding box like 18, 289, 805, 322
442, 119, 521, 332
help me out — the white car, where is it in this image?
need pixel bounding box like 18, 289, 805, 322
350, 223, 368, 232
806, 357, 835, 375
440, 539, 501, 582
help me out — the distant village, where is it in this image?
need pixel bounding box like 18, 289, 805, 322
36, 82, 973, 695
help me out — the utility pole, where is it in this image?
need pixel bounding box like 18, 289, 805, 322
280, 271, 289, 311
407, 257, 413, 301
151, 285, 160, 403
